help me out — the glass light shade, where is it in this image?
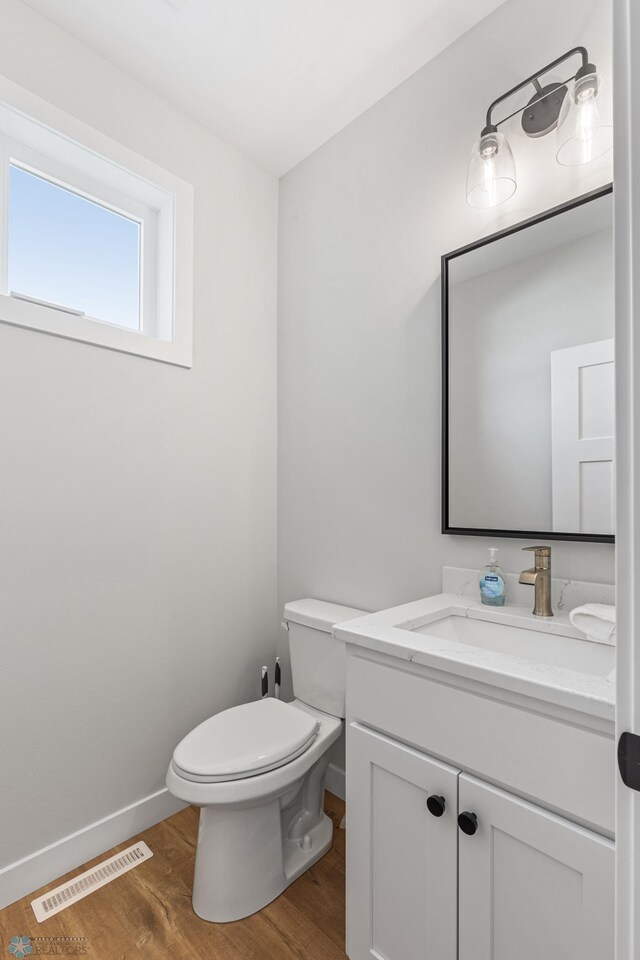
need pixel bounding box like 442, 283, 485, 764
466, 131, 516, 209
556, 73, 612, 166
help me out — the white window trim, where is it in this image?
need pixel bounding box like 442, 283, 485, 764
0, 76, 194, 367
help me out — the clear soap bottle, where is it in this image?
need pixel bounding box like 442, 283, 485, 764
479, 547, 506, 606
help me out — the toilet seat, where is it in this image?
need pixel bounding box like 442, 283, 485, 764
172, 698, 319, 783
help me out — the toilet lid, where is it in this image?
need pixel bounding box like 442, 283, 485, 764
172, 698, 319, 783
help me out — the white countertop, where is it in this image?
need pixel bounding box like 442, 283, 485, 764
335, 593, 615, 722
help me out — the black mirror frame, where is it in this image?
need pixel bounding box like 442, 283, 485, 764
441, 182, 614, 544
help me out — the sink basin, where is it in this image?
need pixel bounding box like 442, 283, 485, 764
335, 592, 616, 719
409, 613, 614, 677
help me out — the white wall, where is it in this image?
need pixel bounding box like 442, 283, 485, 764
0, 0, 278, 873
277, 0, 615, 721
450, 227, 614, 531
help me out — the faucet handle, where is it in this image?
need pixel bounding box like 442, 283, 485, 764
522, 545, 551, 570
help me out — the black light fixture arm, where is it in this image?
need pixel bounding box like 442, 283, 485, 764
481, 46, 592, 136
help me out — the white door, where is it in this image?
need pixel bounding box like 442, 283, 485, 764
551, 338, 615, 534
458, 774, 614, 960
346, 723, 458, 960
615, 2, 640, 957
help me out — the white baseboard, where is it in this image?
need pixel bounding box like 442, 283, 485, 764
0, 788, 186, 912
326, 762, 345, 801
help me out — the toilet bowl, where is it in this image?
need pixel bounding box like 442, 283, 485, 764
166, 598, 367, 923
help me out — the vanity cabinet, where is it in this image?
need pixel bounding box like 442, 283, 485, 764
347, 722, 614, 960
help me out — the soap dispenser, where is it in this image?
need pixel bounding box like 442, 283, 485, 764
479, 547, 506, 606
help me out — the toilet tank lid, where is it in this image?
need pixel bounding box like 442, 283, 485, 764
283, 598, 369, 633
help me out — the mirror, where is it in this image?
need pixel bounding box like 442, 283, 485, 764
442, 185, 614, 543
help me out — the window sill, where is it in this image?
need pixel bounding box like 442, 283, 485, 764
0, 293, 193, 367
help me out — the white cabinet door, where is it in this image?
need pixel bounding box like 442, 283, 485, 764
458, 774, 615, 960
346, 722, 458, 960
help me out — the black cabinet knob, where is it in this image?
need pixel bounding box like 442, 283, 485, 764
458, 811, 478, 835
426, 795, 446, 817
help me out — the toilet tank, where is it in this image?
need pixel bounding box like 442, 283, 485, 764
283, 599, 368, 719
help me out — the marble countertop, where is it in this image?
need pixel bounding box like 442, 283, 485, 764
335, 592, 615, 722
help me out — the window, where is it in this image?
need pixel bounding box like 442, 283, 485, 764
0, 83, 193, 366
8, 165, 141, 330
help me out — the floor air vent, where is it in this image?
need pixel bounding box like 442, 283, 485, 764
31, 841, 153, 921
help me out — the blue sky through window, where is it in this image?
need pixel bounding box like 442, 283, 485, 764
8, 164, 141, 330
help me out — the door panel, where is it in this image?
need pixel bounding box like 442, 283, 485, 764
551, 337, 615, 534
614, 2, 640, 956
458, 774, 614, 960
346, 722, 458, 960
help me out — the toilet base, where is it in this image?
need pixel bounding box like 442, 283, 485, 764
282, 809, 333, 885
191, 760, 334, 923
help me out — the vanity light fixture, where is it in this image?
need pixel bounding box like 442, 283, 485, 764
466, 47, 612, 208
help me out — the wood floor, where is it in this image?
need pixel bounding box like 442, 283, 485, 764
0, 793, 347, 960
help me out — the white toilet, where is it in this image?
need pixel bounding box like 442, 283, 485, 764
166, 598, 366, 923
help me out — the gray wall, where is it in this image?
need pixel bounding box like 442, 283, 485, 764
277, 0, 615, 719
0, 0, 278, 869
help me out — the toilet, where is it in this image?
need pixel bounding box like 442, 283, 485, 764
166, 598, 366, 923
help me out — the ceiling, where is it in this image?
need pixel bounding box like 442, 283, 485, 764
22, 0, 508, 176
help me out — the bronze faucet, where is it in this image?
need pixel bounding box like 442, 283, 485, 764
518, 546, 553, 617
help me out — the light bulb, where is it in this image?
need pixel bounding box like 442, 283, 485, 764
466, 130, 516, 209
556, 72, 612, 166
